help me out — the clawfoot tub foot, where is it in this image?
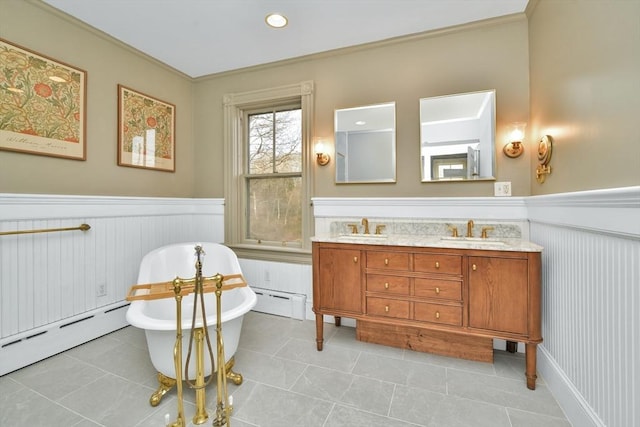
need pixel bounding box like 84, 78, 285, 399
225, 356, 243, 385
150, 372, 176, 407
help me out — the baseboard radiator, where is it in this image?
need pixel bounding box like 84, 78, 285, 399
251, 287, 306, 320
0, 302, 129, 376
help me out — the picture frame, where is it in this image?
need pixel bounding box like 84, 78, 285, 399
0, 38, 87, 160
117, 84, 175, 172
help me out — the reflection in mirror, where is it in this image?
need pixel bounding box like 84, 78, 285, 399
420, 90, 495, 182
335, 102, 396, 183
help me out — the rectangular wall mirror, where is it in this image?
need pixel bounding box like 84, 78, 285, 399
335, 102, 396, 183
420, 90, 496, 182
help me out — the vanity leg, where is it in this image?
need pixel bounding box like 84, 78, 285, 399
315, 314, 324, 351
525, 343, 538, 390
334, 316, 341, 327
506, 340, 518, 353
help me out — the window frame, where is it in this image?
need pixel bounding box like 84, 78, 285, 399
223, 81, 314, 263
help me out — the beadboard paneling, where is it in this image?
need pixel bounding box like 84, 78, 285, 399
0, 194, 224, 374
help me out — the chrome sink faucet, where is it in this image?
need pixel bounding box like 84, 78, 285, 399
466, 220, 474, 237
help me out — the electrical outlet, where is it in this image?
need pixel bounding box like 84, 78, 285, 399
494, 181, 512, 197
97, 283, 107, 297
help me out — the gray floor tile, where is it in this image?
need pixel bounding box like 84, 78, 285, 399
232, 382, 334, 427
508, 408, 572, 427
0, 312, 572, 427
58, 373, 158, 427
446, 369, 566, 418
8, 353, 106, 401
234, 347, 307, 389
353, 352, 447, 393
291, 364, 395, 415
275, 337, 361, 373
0, 387, 85, 426
325, 404, 421, 427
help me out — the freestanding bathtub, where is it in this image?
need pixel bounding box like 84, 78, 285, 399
126, 242, 256, 406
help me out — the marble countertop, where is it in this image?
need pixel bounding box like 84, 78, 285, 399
312, 235, 543, 252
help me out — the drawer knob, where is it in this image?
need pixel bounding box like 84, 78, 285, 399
435, 261, 440, 269
353, 256, 358, 263
435, 311, 440, 319
385, 305, 389, 312
472, 264, 477, 271
435, 287, 440, 295
384, 258, 389, 266
384, 282, 389, 289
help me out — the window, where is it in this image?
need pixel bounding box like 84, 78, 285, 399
224, 82, 314, 262
246, 106, 302, 245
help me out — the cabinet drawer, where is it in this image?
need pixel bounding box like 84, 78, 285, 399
367, 275, 410, 295
367, 252, 410, 271
414, 302, 462, 326
414, 253, 461, 275
414, 278, 461, 300
367, 297, 410, 319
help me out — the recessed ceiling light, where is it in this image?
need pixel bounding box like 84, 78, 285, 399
265, 13, 288, 29
355, 121, 366, 126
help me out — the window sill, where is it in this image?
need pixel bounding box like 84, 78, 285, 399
227, 243, 311, 264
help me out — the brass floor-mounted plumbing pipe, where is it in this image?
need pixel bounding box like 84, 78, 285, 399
212, 272, 231, 427
169, 277, 186, 427
184, 245, 216, 425
0, 223, 90, 236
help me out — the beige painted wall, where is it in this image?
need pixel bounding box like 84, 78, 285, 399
528, 0, 640, 194
4, 1, 635, 199
193, 16, 532, 198
0, 0, 195, 197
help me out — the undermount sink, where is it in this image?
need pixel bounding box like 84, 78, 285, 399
440, 236, 506, 246
337, 234, 388, 241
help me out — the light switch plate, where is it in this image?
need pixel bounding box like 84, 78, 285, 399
494, 182, 512, 197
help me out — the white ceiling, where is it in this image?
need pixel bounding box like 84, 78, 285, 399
43, 0, 528, 78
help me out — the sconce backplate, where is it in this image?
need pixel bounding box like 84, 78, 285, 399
537, 135, 553, 166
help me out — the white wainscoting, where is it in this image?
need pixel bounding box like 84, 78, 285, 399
527, 186, 639, 427
0, 194, 224, 375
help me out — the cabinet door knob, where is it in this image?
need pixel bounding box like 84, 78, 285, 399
435, 311, 440, 319
435, 261, 440, 269
353, 256, 358, 263
384, 282, 389, 289
385, 305, 389, 312
384, 258, 389, 266
472, 264, 477, 271
435, 287, 440, 295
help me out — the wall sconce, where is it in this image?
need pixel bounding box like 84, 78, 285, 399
535, 135, 553, 183
503, 122, 527, 158
315, 141, 331, 166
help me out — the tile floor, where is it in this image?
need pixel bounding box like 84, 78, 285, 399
0, 311, 571, 426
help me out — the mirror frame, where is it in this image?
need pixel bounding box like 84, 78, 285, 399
419, 90, 496, 182
334, 102, 396, 184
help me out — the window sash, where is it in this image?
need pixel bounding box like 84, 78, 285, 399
223, 81, 314, 262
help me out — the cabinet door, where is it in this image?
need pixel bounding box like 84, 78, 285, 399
317, 247, 363, 314
468, 256, 528, 335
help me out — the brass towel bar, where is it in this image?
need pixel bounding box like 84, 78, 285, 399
0, 223, 91, 236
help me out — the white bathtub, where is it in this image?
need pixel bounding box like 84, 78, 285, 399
126, 242, 256, 380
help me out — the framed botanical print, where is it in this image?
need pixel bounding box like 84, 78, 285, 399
117, 84, 175, 172
0, 38, 87, 160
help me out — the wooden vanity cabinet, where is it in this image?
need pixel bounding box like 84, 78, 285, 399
312, 244, 364, 349
312, 241, 542, 390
